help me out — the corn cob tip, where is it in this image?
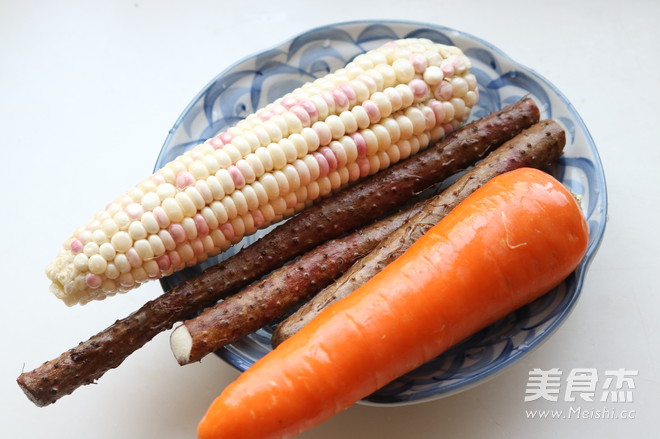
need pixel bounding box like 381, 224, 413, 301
47, 38, 479, 305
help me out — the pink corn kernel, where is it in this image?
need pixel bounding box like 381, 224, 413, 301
318, 146, 338, 171
293, 160, 311, 186
329, 142, 348, 168
193, 214, 210, 236
125, 203, 144, 220
219, 132, 234, 144
299, 100, 318, 119
409, 79, 429, 99
350, 132, 368, 157
422, 106, 436, 130
220, 222, 235, 241
339, 84, 357, 104
410, 54, 427, 73
70, 239, 83, 253
440, 60, 455, 77
168, 250, 182, 269
434, 82, 453, 101
258, 109, 274, 121
208, 136, 224, 149
153, 206, 170, 228
156, 254, 171, 271
281, 96, 298, 109
313, 152, 330, 177
85, 273, 102, 289
331, 89, 349, 111
443, 123, 454, 135
357, 157, 371, 178
168, 223, 187, 244
289, 105, 311, 126
191, 238, 205, 256
175, 171, 195, 190
313, 122, 332, 146
126, 248, 142, 268
430, 100, 446, 124
227, 165, 246, 189
252, 209, 266, 228
362, 100, 381, 123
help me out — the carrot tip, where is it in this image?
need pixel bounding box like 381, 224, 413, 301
170, 325, 193, 365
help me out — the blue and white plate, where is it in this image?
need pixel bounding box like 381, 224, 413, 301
155, 20, 607, 406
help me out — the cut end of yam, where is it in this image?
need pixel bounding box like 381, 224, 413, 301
170, 325, 193, 365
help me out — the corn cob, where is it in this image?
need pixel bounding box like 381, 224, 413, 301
46, 38, 479, 306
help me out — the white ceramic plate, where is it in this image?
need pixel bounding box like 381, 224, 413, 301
155, 20, 607, 406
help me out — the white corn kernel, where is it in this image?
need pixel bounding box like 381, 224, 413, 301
114, 254, 132, 273
134, 239, 154, 261
99, 243, 116, 261
144, 260, 160, 278
92, 230, 107, 246
181, 217, 198, 240
148, 234, 166, 257
113, 211, 131, 230
325, 115, 345, 140
242, 185, 260, 211
128, 221, 147, 241
140, 212, 159, 234
267, 143, 287, 170
278, 139, 298, 164
210, 201, 229, 224
251, 181, 269, 206
111, 231, 132, 253
162, 198, 184, 223
230, 190, 249, 216
83, 242, 99, 257
175, 192, 197, 217
88, 254, 107, 275
221, 196, 238, 220
73, 253, 88, 270
158, 230, 176, 251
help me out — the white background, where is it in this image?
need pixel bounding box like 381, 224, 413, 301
1, 1, 658, 438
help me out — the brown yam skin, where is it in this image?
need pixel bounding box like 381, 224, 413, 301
178, 199, 428, 364
272, 119, 566, 347
17, 98, 539, 407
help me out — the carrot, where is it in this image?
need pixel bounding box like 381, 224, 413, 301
197, 167, 589, 439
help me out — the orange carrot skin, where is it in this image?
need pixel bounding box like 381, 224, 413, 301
197, 168, 589, 439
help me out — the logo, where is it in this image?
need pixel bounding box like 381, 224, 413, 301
523, 368, 638, 420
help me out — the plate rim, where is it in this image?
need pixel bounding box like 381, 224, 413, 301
157, 19, 608, 406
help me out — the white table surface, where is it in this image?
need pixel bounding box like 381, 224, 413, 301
2, 1, 658, 438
